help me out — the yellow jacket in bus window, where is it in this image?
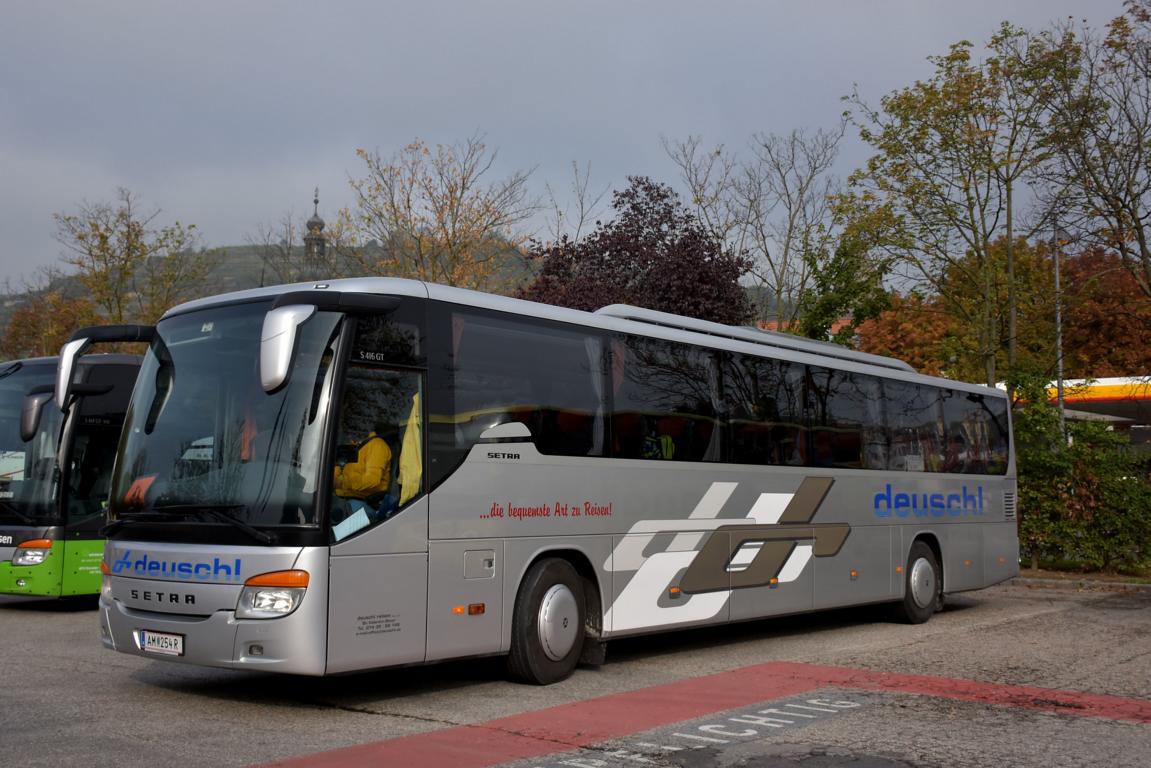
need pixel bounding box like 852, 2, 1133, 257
333, 433, 392, 498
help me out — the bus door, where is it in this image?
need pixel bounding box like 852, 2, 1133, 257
325, 311, 430, 674
60, 363, 137, 596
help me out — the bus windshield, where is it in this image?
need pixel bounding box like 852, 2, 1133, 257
0, 362, 64, 525
110, 303, 342, 530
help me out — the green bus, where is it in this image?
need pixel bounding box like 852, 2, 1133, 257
0, 354, 139, 598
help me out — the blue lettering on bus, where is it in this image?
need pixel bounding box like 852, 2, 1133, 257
110, 551, 243, 582
873, 484, 983, 519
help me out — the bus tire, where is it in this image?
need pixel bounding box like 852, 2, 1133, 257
507, 558, 585, 685
894, 541, 941, 624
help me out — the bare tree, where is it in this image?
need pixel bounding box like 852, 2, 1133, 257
663, 135, 748, 252
1037, 2, 1151, 300
665, 123, 846, 329
247, 213, 305, 285
742, 124, 845, 328
543, 161, 608, 245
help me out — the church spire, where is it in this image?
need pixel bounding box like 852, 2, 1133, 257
304, 187, 326, 266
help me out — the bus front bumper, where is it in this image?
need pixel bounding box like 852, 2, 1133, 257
99, 592, 328, 676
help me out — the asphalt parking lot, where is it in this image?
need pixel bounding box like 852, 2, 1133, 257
1, 581, 1148, 768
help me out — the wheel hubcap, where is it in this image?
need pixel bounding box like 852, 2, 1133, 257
909, 557, 936, 609
537, 584, 579, 661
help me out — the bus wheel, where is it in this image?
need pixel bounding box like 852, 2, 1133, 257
894, 541, 941, 624
507, 558, 585, 685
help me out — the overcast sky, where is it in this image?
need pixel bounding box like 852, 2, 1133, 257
0, 0, 1120, 287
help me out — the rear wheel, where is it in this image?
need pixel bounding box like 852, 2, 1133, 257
894, 541, 941, 624
507, 558, 585, 685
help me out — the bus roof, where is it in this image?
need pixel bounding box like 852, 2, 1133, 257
163, 277, 1003, 399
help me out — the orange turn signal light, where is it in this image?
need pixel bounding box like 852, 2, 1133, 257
896, 565, 904, 574
452, 604, 487, 616
244, 570, 309, 588
17, 539, 52, 549
100, 560, 111, 575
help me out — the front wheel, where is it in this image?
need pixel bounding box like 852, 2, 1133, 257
507, 558, 585, 685
893, 541, 942, 624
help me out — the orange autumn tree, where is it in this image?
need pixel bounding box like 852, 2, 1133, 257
1, 290, 100, 359
53, 188, 213, 324
855, 294, 955, 376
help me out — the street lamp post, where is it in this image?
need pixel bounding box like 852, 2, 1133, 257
1053, 225, 1068, 442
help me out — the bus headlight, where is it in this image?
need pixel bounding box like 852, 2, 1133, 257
13, 539, 53, 566
235, 570, 309, 619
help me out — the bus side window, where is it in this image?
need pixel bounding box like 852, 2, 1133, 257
429, 309, 606, 482
611, 336, 720, 462
722, 353, 806, 467
330, 364, 422, 540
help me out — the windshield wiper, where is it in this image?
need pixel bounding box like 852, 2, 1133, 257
0, 500, 38, 525
153, 503, 275, 545
100, 511, 169, 537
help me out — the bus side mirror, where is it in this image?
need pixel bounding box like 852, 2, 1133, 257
57, 325, 154, 410
20, 389, 55, 442
56, 338, 90, 412
260, 305, 316, 393
259, 291, 401, 393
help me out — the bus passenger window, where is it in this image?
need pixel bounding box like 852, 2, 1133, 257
723, 354, 804, 467
428, 310, 606, 483
883, 381, 942, 472
611, 336, 720, 462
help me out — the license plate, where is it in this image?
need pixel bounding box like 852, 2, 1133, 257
138, 629, 184, 656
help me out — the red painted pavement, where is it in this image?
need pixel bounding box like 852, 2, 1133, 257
776, 661, 1151, 724
264, 661, 1151, 768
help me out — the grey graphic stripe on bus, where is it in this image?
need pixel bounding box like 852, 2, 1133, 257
679, 477, 849, 594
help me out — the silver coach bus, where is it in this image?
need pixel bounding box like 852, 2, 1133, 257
67, 279, 1017, 684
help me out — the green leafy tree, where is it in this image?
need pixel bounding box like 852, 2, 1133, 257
846, 29, 1059, 386
1015, 377, 1151, 573
795, 235, 890, 343
1013, 378, 1076, 569
794, 195, 904, 343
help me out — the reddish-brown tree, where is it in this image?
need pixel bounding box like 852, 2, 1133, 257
519, 177, 753, 325
1061, 248, 1151, 377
